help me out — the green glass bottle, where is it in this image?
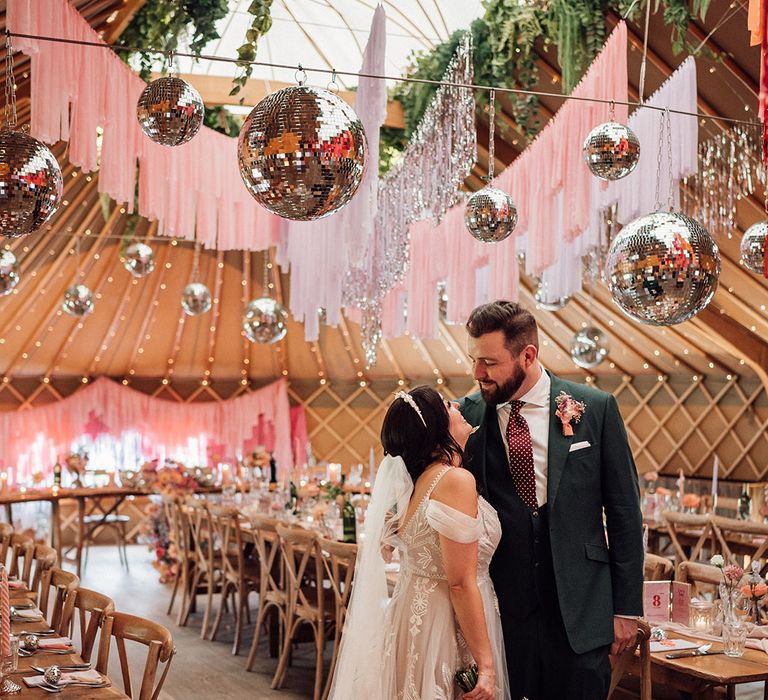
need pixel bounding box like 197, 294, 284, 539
53, 461, 61, 486
342, 495, 356, 544
738, 484, 751, 520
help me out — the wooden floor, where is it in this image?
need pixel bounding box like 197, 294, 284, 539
80, 545, 315, 700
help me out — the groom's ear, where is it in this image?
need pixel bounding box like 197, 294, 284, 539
521, 343, 538, 368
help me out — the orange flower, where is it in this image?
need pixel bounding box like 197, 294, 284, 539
741, 583, 768, 599
681, 493, 701, 509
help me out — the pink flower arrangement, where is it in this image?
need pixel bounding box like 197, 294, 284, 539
554, 392, 586, 437
724, 564, 745, 585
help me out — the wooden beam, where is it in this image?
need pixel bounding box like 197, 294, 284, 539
157, 73, 406, 129
102, 0, 148, 44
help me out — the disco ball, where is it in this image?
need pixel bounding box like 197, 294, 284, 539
465, 186, 517, 242
136, 76, 204, 147
606, 211, 720, 326
740, 221, 766, 275
583, 122, 640, 181
181, 282, 212, 316
122, 243, 155, 278
534, 283, 570, 311
238, 85, 368, 220
0, 250, 19, 296
0, 130, 63, 238
62, 284, 94, 317
243, 297, 288, 344
570, 326, 609, 369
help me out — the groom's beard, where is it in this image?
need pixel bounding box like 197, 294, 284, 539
479, 362, 526, 406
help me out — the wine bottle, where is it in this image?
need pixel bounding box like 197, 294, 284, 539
53, 461, 62, 487
738, 484, 751, 520
342, 495, 356, 544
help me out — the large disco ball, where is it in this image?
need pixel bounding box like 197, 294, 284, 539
534, 283, 570, 311
606, 211, 720, 326
137, 76, 204, 147
0, 250, 19, 296
465, 186, 518, 242
0, 130, 63, 238
122, 243, 155, 278
181, 282, 212, 316
243, 297, 288, 344
583, 122, 640, 181
570, 326, 609, 369
62, 284, 94, 317
238, 86, 367, 221
740, 221, 766, 275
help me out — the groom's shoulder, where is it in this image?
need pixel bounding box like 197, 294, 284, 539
459, 390, 484, 414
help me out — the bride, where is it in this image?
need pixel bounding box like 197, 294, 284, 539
329, 386, 509, 699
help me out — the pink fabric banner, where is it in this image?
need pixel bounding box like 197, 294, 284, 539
2, 377, 296, 483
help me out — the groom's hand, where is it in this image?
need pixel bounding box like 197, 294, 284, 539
610, 616, 638, 656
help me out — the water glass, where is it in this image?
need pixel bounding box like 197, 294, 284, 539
723, 621, 749, 657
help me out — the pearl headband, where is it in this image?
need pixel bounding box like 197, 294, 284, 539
394, 390, 427, 427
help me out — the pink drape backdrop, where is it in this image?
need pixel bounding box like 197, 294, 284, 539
2, 377, 298, 483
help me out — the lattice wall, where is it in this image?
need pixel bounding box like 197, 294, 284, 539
1, 372, 767, 483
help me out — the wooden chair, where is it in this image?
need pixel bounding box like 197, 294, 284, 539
609, 619, 651, 700
180, 500, 223, 639
710, 514, 768, 571
5, 533, 33, 582
644, 553, 674, 581
675, 560, 723, 600
272, 525, 333, 700
72, 587, 115, 663
161, 495, 193, 623
82, 502, 130, 571
0, 522, 14, 564
208, 505, 259, 654
245, 515, 287, 672
96, 612, 175, 700
25, 543, 57, 602
39, 567, 79, 635
661, 511, 715, 565
318, 537, 357, 700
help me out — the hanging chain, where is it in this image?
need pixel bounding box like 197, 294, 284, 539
191, 240, 201, 282
4, 33, 16, 129
263, 248, 270, 297
666, 108, 674, 212
654, 110, 665, 212
487, 88, 495, 181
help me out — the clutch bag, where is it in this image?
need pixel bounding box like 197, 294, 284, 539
455, 663, 478, 692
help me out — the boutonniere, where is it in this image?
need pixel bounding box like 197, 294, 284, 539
554, 391, 586, 437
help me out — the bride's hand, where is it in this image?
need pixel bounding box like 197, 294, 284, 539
462, 668, 495, 700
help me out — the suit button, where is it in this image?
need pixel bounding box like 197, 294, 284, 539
534, 537, 540, 544
532, 511, 539, 518
534, 562, 540, 568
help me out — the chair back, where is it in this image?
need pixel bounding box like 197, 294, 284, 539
676, 560, 723, 600
183, 500, 218, 574
276, 525, 324, 618
319, 538, 356, 622
28, 544, 57, 601
608, 619, 651, 700
6, 533, 33, 582
96, 612, 175, 700
643, 553, 674, 581
0, 523, 13, 565
73, 587, 115, 663
661, 511, 714, 564
210, 506, 248, 584
39, 567, 79, 635
164, 497, 191, 568
710, 514, 768, 570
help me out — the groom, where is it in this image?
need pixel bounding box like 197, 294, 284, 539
460, 301, 643, 700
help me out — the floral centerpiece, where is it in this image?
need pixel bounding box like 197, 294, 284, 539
740, 562, 768, 625
681, 493, 701, 513
65, 451, 88, 486
711, 555, 745, 624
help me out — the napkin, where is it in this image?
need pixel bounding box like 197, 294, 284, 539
650, 638, 699, 653
38, 637, 73, 650
24, 669, 103, 687
8, 580, 23, 590
12, 607, 43, 620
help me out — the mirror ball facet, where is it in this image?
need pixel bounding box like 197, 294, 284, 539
62, 284, 94, 317
0, 130, 63, 238
243, 297, 288, 344
137, 76, 204, 147
606, 211, 720, 326
739, 221, 766, 275
465, 186, 518, 242
238, 86, 368, 221
583, 122, 640, 181
181, 282, 212, 316
570, 326, 609, 369
122, 243, 155, 278
0, 250, 19, 296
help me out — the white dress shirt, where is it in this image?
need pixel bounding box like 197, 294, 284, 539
496, 368, 551, 507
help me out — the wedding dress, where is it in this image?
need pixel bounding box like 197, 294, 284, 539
329, 459, 510, 700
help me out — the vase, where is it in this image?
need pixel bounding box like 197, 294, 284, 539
719, 584, 741, 626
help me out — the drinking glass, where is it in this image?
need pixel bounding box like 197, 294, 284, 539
723, 621, 749, 657
0, 636, 20, 694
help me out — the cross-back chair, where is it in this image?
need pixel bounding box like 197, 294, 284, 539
5, 533, 33, 582
609, 619, 651, 700
0, 523, 14, 565
72, 587, 115, 662
39, 567, 79, 635
675, 560, 724, 601
644, 553, 674, 581
710, 515, 768, 571
661, 511, 715, 565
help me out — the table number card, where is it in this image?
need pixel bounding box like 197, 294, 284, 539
644, 581, 671, 623
671, 582, 690, 626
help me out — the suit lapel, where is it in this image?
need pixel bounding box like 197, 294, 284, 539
547, 372, 572, 508
463, 394, 490, 492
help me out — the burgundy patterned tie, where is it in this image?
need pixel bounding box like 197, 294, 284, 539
506, 400, 538, 510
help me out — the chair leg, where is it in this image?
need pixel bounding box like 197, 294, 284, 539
166, 568, 181, 616
200, 573, 215, 640
232, 588, 246, 656
322, 627, 342, 700
179, 567, 199, 627
210, 580, 229, 642
272, 618, 295, 689
313, 624, 324, 700
246, 603, 268, 671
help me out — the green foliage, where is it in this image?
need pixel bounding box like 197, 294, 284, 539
203, 106, 243, 138
230, 0, 274, 100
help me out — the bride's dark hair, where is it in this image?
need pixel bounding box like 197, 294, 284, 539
380, 386, 463, 483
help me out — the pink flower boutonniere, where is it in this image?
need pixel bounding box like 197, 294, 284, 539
554, 391, 586, 437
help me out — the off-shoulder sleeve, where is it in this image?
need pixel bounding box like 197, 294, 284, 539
425, 499, 482, 544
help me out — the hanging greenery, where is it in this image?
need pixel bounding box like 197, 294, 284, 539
203, 106, 243, 138
117, 0, 229, 80
230, 0, 274, 100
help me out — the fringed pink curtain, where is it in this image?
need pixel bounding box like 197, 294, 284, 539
2, 378, 295, 484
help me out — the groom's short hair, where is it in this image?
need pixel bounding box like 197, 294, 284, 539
466, 300, 538, 353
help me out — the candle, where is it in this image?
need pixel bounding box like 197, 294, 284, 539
51, 485, 59, 497
711, 455, 719, 511
0, 565, 10, 657
676, 469, 685, 503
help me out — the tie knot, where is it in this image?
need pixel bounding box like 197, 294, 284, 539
509, 400, 525, 415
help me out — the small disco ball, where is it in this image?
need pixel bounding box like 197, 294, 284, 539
740, 221, 766, 274
534, 283, 570, 311
238, 85, 368, 221
606, 211, 720, 326
570, 326, 609, 369
43, 666, 61, 686
583, 122, 640, 181
181, 282, 212, 316
243, 297, 288, 344
464, 186, 518, 242
0, 130, 63, 238
0, 250, 19, 296
136, 76, 204, 147
62, 284, 94, 317
122, 242, 155, 278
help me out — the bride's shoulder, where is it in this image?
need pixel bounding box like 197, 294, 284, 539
430, 467, 477, 507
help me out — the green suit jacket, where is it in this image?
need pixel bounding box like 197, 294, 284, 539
460, 372, 644, 653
